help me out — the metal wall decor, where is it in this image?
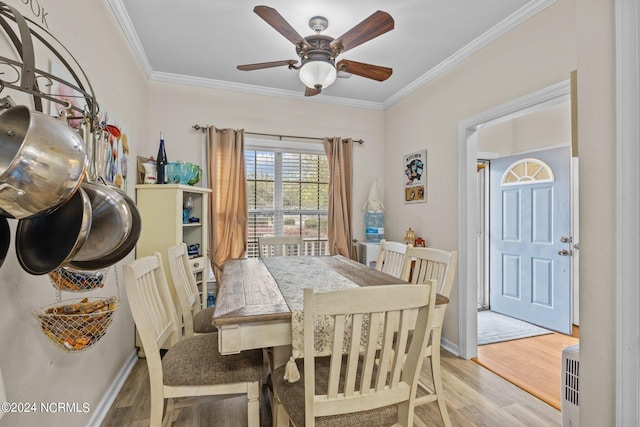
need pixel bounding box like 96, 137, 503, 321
0, 2, 99, 127
0, 3, 140, 277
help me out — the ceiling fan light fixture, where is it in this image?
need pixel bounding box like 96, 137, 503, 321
299, 58, 337, 90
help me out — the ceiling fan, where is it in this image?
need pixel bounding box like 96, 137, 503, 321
237, 6, 394, 97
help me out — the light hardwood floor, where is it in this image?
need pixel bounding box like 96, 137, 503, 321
101, 350, 561, 426
474, 329, 580, 410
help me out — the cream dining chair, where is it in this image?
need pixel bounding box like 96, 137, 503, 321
124, 253, 264, 426
272, 282, 437, 427
167, 242, 217, 337
375, 239, 412, 278
400, 246, 458, 427
258, 235, 303, 257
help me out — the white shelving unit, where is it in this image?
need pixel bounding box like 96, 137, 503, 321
135, 184, 212, 309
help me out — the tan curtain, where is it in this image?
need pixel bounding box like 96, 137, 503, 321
323, 137, 353, 257
206, 127, 247, 281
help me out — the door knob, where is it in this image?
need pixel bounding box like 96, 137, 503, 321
560, 236, 572, 243
558, 249, 572, 256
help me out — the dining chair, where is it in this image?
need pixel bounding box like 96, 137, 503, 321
258, 235, 303, 257
124, 253, 263, 426
375, 239, 412, 278
272, 282, 437, 427
167, 242, 217, 337
400, 246, 458, 427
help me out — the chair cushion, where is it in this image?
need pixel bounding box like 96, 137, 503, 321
193, 306, 217, 334
163, 334, 263, 386
272, 358, 398, 427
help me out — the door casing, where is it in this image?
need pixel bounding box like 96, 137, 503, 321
457, 80, 571, 359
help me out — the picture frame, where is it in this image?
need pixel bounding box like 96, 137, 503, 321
403, 149, 427, 203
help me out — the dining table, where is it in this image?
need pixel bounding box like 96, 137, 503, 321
212, 254, 449, 425
212, 254, 448, 363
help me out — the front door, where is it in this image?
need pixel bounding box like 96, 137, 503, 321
489, 146, 572, 334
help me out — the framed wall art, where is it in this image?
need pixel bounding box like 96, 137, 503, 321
403, 149, 426, 203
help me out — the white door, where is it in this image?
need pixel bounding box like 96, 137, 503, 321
489, 146, 572, 334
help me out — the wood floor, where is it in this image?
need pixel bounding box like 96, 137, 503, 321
101, 350, 561, 426
473, 327, 579, 410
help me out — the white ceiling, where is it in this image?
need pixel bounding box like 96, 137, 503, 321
110, 0, 546, 109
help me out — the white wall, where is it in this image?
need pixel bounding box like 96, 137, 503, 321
576, 0, 616, 425
477, 120, 514, 156
0, 1, 147, 426
512, 101, 571, 152
383, 0, 576, 346
478, 100, 571, 156
144, 80, 386, 244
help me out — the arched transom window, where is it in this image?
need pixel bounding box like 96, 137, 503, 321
501, 158, 554, 186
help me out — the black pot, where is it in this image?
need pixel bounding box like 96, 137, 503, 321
0, 216, 9, 268
15, 188, 92, 275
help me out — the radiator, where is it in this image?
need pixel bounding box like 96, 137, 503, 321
561, 345, 580, 427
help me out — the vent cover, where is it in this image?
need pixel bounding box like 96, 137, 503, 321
562, 345, 580, 427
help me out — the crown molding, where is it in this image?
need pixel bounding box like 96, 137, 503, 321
382, 0, 557, 109
109, 0, 554, 111
107, 0, 153, 78
150, 71, 384, 110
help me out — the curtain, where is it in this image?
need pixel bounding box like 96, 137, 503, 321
323, 137, 353, 257
206, 127, 247, 281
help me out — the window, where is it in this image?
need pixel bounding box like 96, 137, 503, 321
245, 140, 329, 257
501, 158, 554, 186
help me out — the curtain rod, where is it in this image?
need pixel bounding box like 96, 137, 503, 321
192, 124, 364, 144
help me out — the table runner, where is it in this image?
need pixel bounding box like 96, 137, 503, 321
261, 256, 361, 359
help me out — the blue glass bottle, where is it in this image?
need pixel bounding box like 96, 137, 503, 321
206, 291, 215, 307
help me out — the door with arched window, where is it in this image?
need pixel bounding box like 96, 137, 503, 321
489, 146, 572, 334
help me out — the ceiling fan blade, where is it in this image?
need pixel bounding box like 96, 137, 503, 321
237, 60, 298, 71
254, 6, 309, 50
305, 87, 321, 97
336, 60, 392, 81
330, 11, 394, 54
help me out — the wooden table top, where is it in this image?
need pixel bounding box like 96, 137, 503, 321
213, 255, 449, 326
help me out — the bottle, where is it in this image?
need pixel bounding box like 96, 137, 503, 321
156, 132, 168, 184
364, 211, 385, 243
206, 291, 215, 307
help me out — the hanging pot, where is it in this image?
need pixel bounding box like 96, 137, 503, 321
0, 216, 9, 268
67, 185, 141, 270
15, 187, 92, 275
70, 181, 133, 262
0, 105, 87, 219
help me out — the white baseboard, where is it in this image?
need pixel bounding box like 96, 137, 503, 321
441, 336, 459, 357
86, 350, 138, 427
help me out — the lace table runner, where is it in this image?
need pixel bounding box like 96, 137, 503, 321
262, 256, 359, 359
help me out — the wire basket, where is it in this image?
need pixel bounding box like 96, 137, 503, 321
48, 267, 108, 292
33, 297, 118, 352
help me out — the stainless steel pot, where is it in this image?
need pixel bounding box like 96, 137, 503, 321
67, 185, 141, 270
0, 105, 87, 219
15, 187, 92, 275
71, 181, 132, 262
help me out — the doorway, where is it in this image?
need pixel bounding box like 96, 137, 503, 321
464, 83, 579, 408
457, 80, 574, 359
